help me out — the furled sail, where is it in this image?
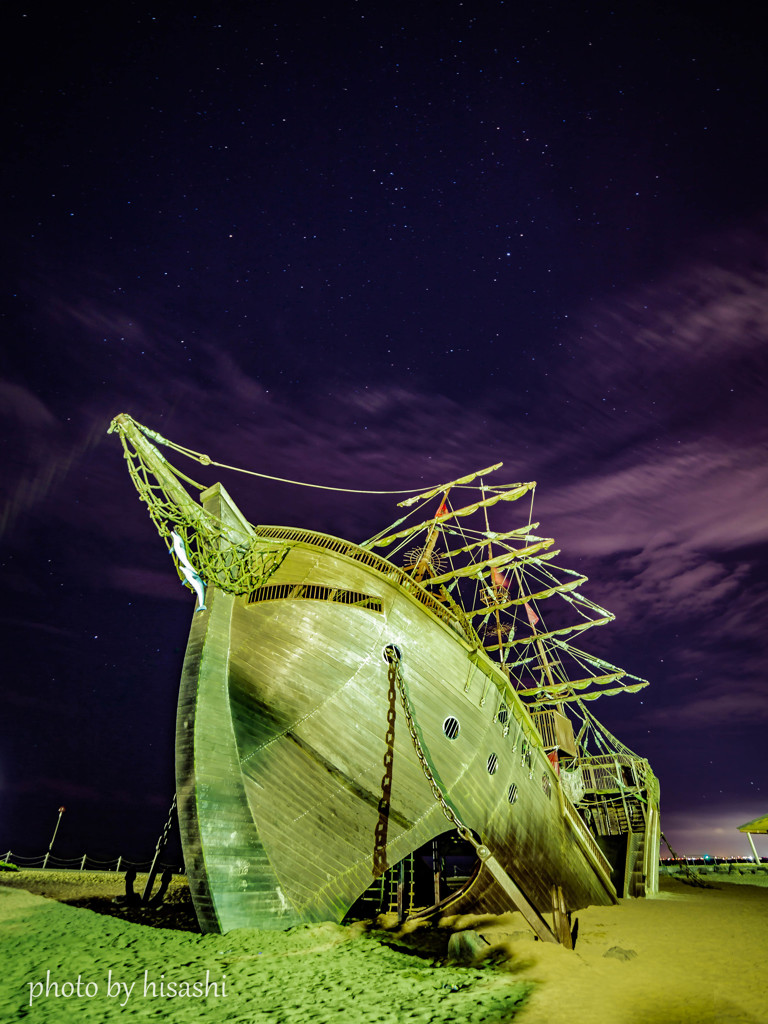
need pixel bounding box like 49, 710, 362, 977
466, 577, 587, 618
363, 484, 536, 549
531, 682, 647, 705
517, 672, 627, 697
427, 539, 555, 585
482, 616, 615, 653
396, 463, 505, 506
442, 523, 541, 559
111, 413, 649, 739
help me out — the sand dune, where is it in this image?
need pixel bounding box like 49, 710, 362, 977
1, 870, 766, 1023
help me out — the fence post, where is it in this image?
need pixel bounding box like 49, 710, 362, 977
43, 852, 50, 869
116, 855, 122, 873
80, 855, 87, 871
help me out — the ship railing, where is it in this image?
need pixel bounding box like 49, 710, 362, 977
586, 794, 647, 836
530, 709, 577, 756
247, 582, 384, 612
531, 709, 557, 749
561, 797, 613, 884
576, 754, 650, 793
252, 524, 478, 645
579, 761, 622, 792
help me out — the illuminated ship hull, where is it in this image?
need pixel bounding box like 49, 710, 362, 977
176, 487, 617, 933
110, 414, 660, 938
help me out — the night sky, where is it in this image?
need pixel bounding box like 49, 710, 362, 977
3, 2, 767, 866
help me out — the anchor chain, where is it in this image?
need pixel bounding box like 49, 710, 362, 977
141, 793, 178, 904
372, 659, 399, 876
660, 831, 715, 889
384, 647, 477, 849
158, 793, 178, 849
382, 646, 565, 945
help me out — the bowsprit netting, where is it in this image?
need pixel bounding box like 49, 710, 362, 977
110, 417, 288, 598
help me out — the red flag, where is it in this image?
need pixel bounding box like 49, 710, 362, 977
524, 602, 539, 627
435, 500, 448, 518
547, 751, 560, 774
491, 567, 508, 590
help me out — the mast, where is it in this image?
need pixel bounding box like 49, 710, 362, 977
364, 483, 536, 550
111, 414, 648, 709
368, 461, 647, 708
480, 480, 508, 674
412, 490, 450, 583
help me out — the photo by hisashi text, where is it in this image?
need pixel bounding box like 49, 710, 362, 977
29, 970, 228, 1006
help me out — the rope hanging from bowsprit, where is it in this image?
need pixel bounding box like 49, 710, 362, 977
114, 414, 460, 496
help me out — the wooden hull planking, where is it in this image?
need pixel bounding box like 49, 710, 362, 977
176, 533, 617, 933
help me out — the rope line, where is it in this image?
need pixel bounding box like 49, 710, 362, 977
131, 418, 481, 497
2, 851, 181, 871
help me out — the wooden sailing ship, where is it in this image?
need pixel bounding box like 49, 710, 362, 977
110, 414, 660, 940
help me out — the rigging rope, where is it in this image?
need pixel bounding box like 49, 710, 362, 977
112, 415, 648, 725
114, 426, 289, 597
128, 418, 492, 497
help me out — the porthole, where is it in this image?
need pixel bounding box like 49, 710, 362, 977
497, 704, 509, 725
443, 716, 460, 740
487, 753, 499, 775
508, 783, 518, 805
542, 774, 552, 799
521, 741, 532, 769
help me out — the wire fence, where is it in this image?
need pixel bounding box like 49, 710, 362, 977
1, 851, 183, 873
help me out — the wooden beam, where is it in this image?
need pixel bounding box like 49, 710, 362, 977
475, 844, 559, 944
551, 885, 573, 948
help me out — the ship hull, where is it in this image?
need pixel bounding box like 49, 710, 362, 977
176, 530, 617, 933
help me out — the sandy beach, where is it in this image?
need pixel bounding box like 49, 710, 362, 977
1, 869, 767, 1023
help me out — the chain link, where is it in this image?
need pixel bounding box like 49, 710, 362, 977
384, 647, 477, 848
159, 793, 177, 849
372, 662, 398, 876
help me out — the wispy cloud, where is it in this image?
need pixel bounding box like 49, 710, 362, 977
52, 299, 151, 349
650, 683, 768, 729
0, 381, 57, 428
571, 225, 768, 394
5, 233, 766, 773
518, 233, 768, 743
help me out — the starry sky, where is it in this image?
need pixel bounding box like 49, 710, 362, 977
2, 2, 767, 864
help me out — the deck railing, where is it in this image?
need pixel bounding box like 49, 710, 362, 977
253, 524, 478, 644
561, 800, 613, 881
530, 709, 577, 755
577, 754, 651, 792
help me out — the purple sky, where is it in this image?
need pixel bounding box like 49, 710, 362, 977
2, 2, 767, 862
